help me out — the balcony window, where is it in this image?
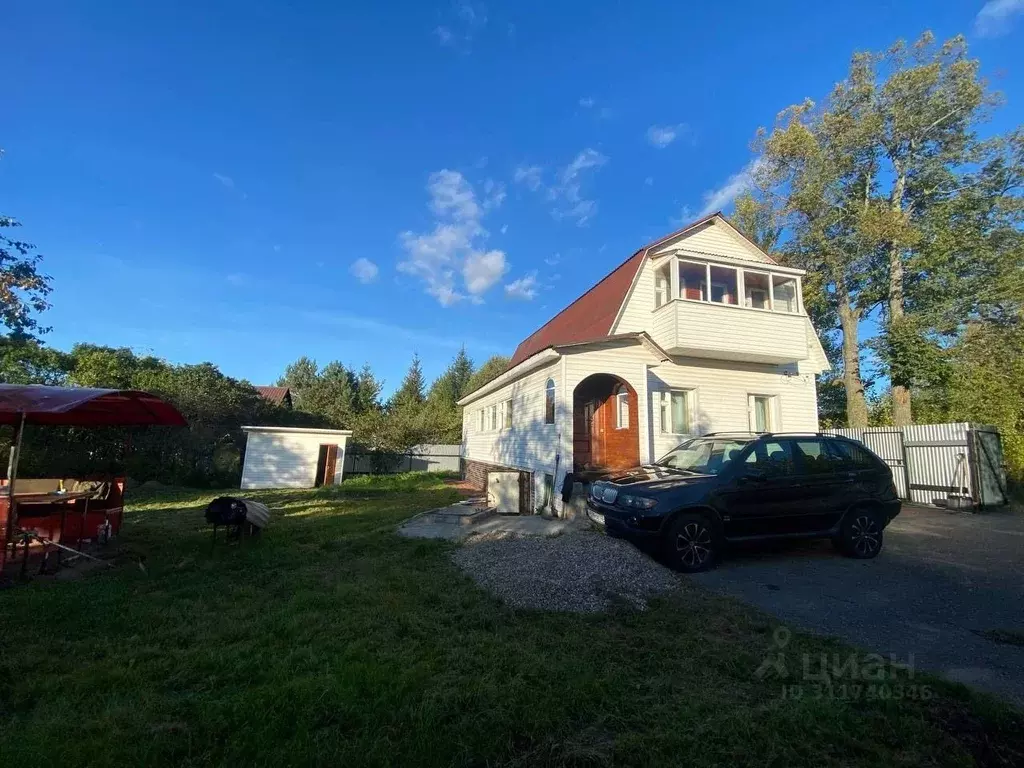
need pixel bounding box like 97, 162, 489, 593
679, 261, 707, 302
772, 275, 799, 313
654, 262, 672, 308
743, 271, 771, 310
709, 266, 738, 305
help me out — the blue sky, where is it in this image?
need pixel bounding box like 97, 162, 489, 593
3, 1, 1023, 395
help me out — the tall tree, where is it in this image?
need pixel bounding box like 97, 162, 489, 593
277, 356, 320, 408
392, 354, 426, 408
1, 151, 53, 339
861, 33, 994, 425
466, 355, 509, 394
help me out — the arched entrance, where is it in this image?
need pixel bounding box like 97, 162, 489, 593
572, 373, 640, 476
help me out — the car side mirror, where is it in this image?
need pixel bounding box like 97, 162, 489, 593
738, 469, 766, 484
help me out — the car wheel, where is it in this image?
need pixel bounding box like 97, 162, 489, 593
664, 512, 719, 573
837, 508, 884, 559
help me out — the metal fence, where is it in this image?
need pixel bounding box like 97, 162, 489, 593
824, 423, 1008, 508
342, 443, 461, 476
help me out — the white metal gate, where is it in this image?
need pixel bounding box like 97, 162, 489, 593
825, 423, 1006, 508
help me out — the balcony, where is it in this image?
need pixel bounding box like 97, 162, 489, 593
650, 298, 810, 364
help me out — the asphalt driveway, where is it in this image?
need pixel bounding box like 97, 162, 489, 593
692, 504, 1024, 705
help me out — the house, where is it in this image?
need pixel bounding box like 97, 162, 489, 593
254, 386, 293, 409
240, 426, 352, 489
457, 212, 830, 515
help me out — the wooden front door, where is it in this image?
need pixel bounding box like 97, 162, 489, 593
573, 400, 597, 470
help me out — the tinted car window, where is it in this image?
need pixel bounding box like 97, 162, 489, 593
830, 439, 880, 469
658, 438, 750, 475
792, 439, 841, 475
741, 440, 795, 478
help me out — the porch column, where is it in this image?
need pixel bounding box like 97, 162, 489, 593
638, 363, 652, 464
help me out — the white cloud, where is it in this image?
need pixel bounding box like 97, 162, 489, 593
499, 224, 508, 234
696, 159, 762, 217
350, 257, 379, 284
398, 169, 507, 306
579, 96, 595, 108
513, 164, 544, 191
550, 148, 607, 226
646, 123, 688, 149
975, 0, 1024, 36
544, 253, 560, 266
515, 150, 608, 226
463, 249, 507, 295
505, 272, 538, 300
213, 173, 235, 189
434, 2, 487, 49
670, 205, 694, 227
482, 178, 506, 209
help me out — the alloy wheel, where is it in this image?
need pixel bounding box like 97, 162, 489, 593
849, 515, 881, 557
676, 521, 713, 568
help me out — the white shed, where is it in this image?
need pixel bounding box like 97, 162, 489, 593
240, 426, 353, 490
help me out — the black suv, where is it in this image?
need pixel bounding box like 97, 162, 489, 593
586, 432, 901, 572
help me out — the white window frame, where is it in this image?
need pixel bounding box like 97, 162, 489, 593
488, 404, 497, 431
771, 274, 800, 314
544, 379, 555, 424
654, 261, 672, 309
478, 408, 484, 432
741, 268, 773, 311
708, 264, 739, 306
659, 389, 693, 435
502, 398, 512, 430
748, 394, 777, 433
678, 260, 708, 303
615, 385, 629, 429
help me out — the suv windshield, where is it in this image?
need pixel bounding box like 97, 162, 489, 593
656, 437, 752, 475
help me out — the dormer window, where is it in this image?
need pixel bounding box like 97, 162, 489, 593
678, 261, 707, 301
743, 271, 771, 309
709, 266, 738, 305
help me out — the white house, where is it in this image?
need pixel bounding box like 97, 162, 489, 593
457, 213, 830, 515
240, 426, 353, 489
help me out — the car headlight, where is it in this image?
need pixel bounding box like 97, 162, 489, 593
618, 494, 657, 510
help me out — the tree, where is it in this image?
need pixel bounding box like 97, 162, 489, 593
392, 354, 426, 408
0, 151, 53, 340
466, 355, 509, 394
277, 356, 320, 408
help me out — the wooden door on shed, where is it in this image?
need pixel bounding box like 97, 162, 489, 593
315, 444, 339, 487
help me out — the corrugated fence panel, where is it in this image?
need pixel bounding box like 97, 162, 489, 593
342, 444, 462, 475
824, 423, 1000, 506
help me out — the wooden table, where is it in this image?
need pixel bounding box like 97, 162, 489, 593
2, 490, 99, 574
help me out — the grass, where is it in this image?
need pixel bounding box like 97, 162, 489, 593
1, 472, 1022, 767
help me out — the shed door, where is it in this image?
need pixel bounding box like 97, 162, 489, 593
315, 444, 338, 487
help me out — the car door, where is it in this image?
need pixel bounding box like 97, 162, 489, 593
787, 438, 850, 533
716, 439, 805, 538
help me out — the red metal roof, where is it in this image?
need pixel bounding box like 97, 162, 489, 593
507, 214, 743, 368
254, 386, 291, 406
0, 385, 187, 427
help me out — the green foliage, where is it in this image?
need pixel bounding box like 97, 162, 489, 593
466, 355, 509, 394
0, 341, 311, 486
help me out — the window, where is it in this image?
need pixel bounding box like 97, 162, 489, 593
659, 390, 691, 434
772, 275, 799, 313
503, 398, 513, 429
487, 404, 497, 431
709, 265, 738, 305
741, 440, 795, 478
678, 261, 707, 301
831, 439, 879, 469
654, 262, 672, 308
792, 439, 840, 475
749, 394, 774, 433
657, 437, 751, 475
743, 271, 771, 310
478, 409, 484, 432
615, 385, 629, 429
545, 379, 555, 424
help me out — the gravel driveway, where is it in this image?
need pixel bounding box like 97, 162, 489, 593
452, 530, 679, 613
693, 504, 1024, 705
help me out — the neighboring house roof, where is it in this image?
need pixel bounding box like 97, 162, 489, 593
254, 386, 292, 406
508, 212, 770, 368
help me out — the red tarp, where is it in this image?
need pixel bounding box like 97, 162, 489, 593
0, 385, 187, 427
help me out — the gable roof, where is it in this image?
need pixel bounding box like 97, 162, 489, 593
254, 386, 292, 406
508, 212, 773, 368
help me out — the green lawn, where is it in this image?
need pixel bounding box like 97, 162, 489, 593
1, 473, 1021, 767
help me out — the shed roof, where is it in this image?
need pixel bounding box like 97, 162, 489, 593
241, 426, 353, 436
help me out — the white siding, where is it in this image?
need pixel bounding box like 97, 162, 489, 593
651, 219, 772, 263
462, 359, 561, 476
614, 256, 659, 335
241, 430, 350, 489
460, 342, 820, 512
647, 357, 819, 459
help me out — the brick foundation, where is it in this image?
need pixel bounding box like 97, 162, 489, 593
462, 458, 533, 515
